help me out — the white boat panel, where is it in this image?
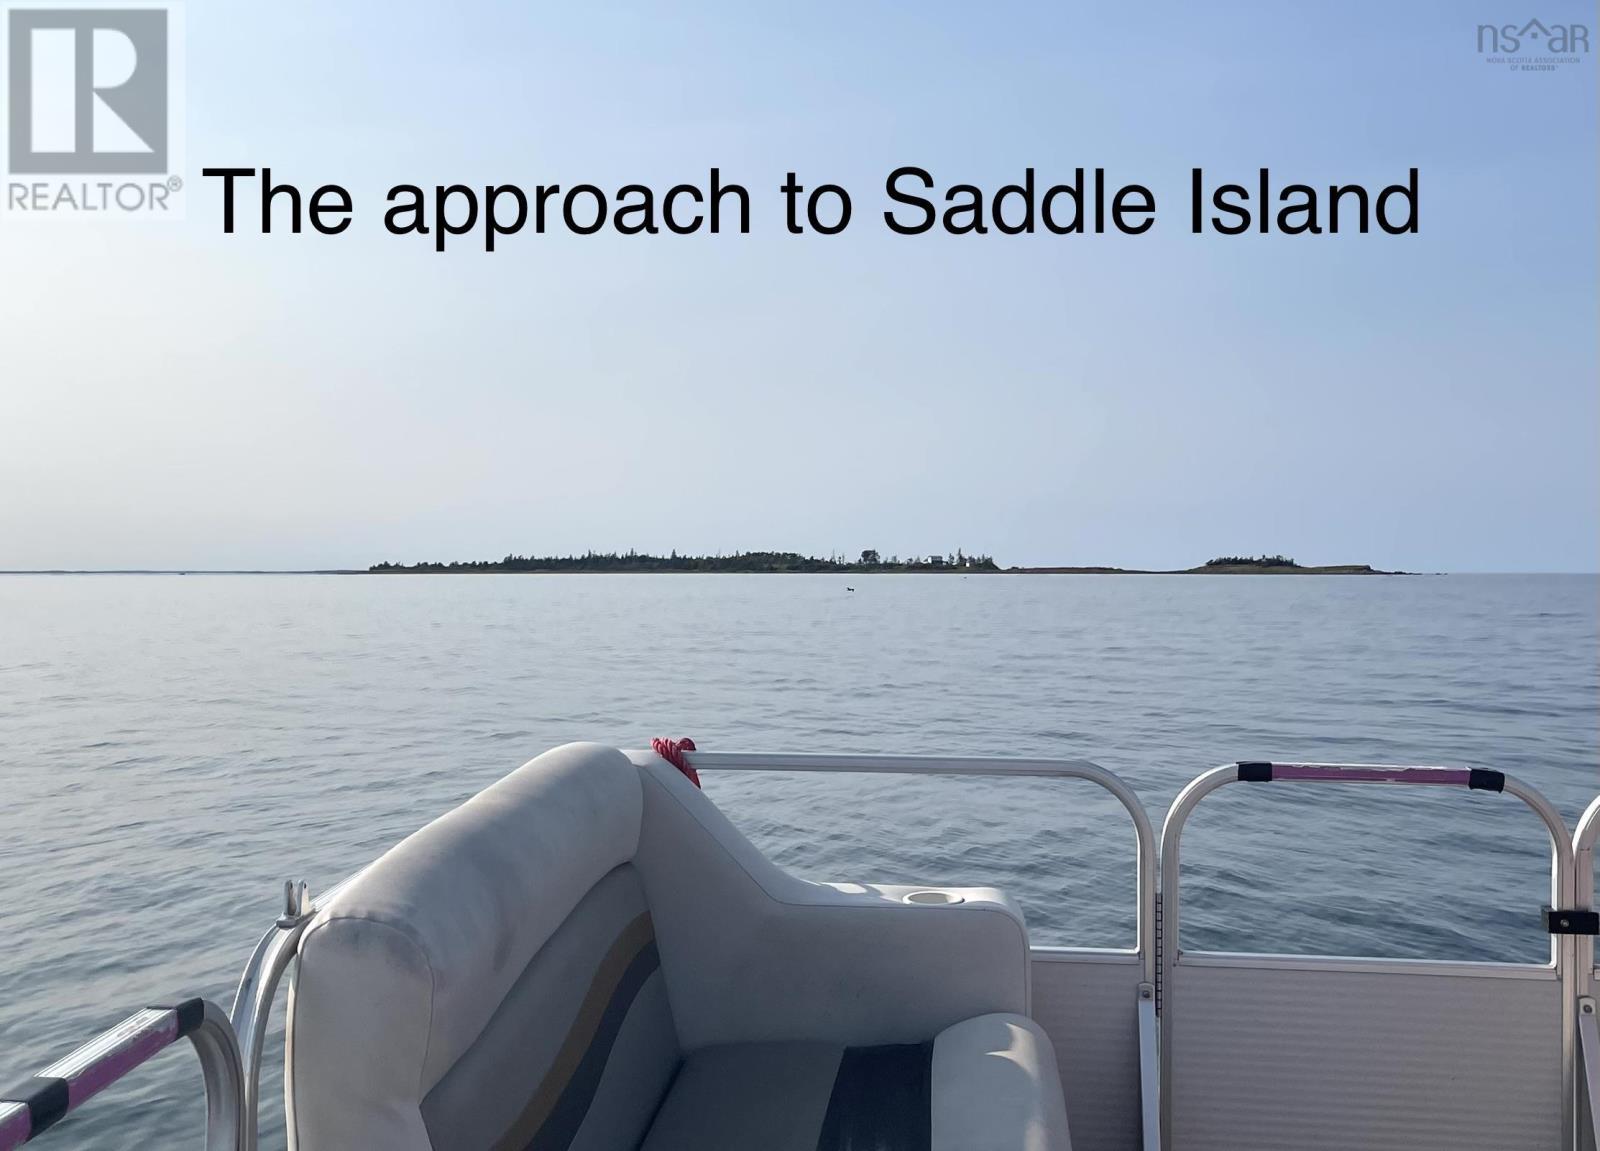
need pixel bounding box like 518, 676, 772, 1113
1031, 949, 1145, 1151
1168, 960, 1563, 1151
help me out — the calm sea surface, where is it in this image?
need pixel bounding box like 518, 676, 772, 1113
1, 573, 1596, 1147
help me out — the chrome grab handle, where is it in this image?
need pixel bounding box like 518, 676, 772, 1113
1158, 760, 1579, 1151
669, 749, 1160, 986
662, 749, 1163, 1151
1160, 760, 1575, 970
0, 999, 245, 1151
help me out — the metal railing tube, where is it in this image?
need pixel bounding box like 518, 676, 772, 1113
1575, 796, 1600, 998
1574, 799, 1600, 1151
0, 999, 245, 1151
1157, 761, 1578, 1151
673, 750, 1160, 986
230, 922, 305, 1146
228, 872, 362, 1149
669, 750, 1161, 1151
189, 1004, 250, 1151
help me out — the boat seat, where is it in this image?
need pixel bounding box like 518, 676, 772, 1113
642, 1015, 1069, 1151
284, 742, 1072, 1151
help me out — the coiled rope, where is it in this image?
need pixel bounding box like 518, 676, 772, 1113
650, 736, 701, 787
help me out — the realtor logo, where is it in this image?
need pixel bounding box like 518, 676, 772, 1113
2, 2, 184, 217
1476, 18, 1590, 71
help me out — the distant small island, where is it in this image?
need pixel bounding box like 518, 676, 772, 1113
368, 551, 1402, 575
1016, 554, 1400, 575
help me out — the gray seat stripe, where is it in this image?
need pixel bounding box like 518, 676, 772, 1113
525, 942, 662, 1151
489, 912, 659, 1151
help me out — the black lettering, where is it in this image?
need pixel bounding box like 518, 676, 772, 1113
1329, 184, 1369, 233
781, 172, 804, 234
201, 167, 254, 233
1276, 184, 1321, 235
485, 185, 527, 250
563, 185, 607, 234
308, 185, 352, 235
614, 184, 657, 235
1112, 184, 1155, 234
883, 166, 935, 235
1210, 184, 1250, 234
261, 167, 301, 234
1041, 168, 1085, 235
663, 184, 703, 234
385, 185, 428, 236
534, 185, 561, 231
807, 184, 851, 235
709, 168, 749, 234
942, 184, 986, 234
992, 168, 1034, 235
1376, 168, 1419, 234
434, 184, 478, 253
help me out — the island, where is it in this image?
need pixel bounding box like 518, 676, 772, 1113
1014, 555, 1399, 575
370, 550, 999, 574
367, 552, 1401, 575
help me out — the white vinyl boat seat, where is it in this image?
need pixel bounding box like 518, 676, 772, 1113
285, 743, 1072, 1151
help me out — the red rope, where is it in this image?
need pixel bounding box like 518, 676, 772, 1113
650, 737, 701, 787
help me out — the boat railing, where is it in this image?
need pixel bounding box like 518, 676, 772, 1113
1575, 795, 1600, 992
1573, 796, 1600, 1151
3, 751, 1591, 1151
217, 751, 1163, 1151
671, 750, 1159, 977
1158, 761, 1580, 1151
671, 750, 1161, 1151
0, 998, 244, 1151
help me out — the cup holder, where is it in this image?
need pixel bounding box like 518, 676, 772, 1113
903, 889, 964, 906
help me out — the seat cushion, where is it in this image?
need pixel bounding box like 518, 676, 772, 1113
931, 1014, 1073, 1151
640, 1013, 1070, 1151
287, 744, 647, 1151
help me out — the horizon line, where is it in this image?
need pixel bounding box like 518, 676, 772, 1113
3, 568, 1598, 577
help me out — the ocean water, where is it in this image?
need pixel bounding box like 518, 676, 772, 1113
1, 572, 1595, 1147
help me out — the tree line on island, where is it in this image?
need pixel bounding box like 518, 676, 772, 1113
368, 551, 1396, 575
1203, 554, 1297, 569
370, 549, 1000, 574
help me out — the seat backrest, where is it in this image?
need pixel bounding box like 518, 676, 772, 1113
286, 743, 681, 1151
287, 742, 1030, 1149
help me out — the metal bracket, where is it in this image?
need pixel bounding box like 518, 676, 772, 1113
1136, 982, 1160, 1151
275, 880, 311, 929
1544, 906, 1600, 936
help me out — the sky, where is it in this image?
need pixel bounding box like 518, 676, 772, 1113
0, 0, 1595, 572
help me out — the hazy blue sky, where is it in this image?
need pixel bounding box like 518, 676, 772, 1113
2, 0, 1595, 571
